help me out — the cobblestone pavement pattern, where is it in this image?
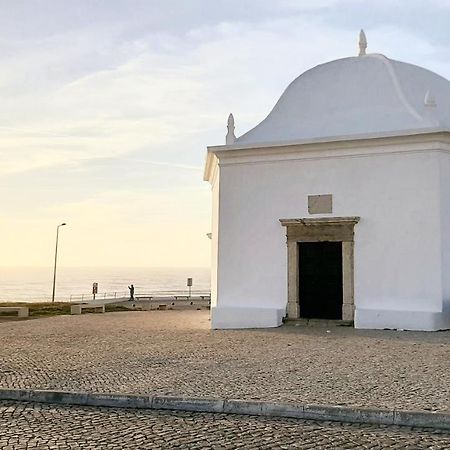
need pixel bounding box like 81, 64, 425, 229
1, 401, 450, 450
0, 311, 449, 412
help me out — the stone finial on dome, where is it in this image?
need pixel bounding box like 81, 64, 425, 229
359, 29, 367, 56
424, 89, 437, 107
226, 113, 236, 145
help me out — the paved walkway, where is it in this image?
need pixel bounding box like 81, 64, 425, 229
0, 311, 449, 412
1, 401, 449, 449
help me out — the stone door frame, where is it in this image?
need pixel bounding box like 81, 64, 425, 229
280, 217, 360, 321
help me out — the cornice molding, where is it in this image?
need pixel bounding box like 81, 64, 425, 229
203, 130, 450, 183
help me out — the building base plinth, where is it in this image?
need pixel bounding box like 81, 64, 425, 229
355, 308, 450, 331
211, 306, 284, 329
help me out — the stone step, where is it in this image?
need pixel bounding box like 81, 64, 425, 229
284, 318, 354, 327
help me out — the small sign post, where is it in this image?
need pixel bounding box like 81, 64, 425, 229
92, 282, 98, 300
187, 277, 193, 298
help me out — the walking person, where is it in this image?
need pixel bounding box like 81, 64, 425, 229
128, 284, 135, 301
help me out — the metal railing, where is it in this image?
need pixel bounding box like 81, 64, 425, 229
69, 290, 211, 302
69, 292, 127, 302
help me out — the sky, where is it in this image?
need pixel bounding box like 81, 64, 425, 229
2, 0, 450, 268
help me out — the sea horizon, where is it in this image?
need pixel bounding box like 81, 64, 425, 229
0, 266, 210, 303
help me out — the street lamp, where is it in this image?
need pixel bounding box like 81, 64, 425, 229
51, 223, 67, 303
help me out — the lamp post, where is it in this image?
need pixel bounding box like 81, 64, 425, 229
51, 223, 67, 303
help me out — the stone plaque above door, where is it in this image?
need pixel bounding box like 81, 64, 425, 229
308, 194, 332, 214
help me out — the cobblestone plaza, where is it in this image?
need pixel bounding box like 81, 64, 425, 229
1, 401, 450, 450
1, 310, 449, 448
1, 311, 449, 411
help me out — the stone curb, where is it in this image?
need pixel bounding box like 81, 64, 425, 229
0, 389, 449, 431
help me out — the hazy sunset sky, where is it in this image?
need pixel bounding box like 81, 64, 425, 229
2, 0, 450, 268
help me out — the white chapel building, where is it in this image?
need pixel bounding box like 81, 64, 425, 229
204, 31, 450, 331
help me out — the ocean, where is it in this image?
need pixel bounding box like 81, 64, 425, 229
0, 267, 210, 303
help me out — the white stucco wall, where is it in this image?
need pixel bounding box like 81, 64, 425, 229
439, 152, 450, 326
210, 167, 220, 309
211, 145, 449, 330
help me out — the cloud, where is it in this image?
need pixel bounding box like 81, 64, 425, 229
2, 0, 450, 267
1, 5, 446, 175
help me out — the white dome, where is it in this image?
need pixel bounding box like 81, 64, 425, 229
236, 53, 450, 146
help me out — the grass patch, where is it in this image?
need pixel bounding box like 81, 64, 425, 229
0, 302, 132, 318
0, 302, 70, 317
105, 305, 131, 312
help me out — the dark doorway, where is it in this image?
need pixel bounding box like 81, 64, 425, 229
298, 241, 343, 320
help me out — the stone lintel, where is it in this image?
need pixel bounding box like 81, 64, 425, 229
280, 217, 360, 227
281, 217, 360, 243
